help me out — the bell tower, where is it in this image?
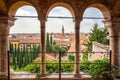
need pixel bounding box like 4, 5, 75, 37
62, 25, 65, 36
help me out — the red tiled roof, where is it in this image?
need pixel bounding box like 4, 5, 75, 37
38, 53, 55, 60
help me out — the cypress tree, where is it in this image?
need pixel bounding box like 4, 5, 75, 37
32, 45, 35, 60
46, 33, 50, 52
30, 45, 33, 63
16, 47, 20, 68
50, 33, 53, 45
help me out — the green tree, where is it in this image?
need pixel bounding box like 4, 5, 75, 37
60, 47, 67, 56
86, 23, 109, 52
46, 33, 53, 52
53, 40, 56, 45
50, 33, 53, 45
46, 33, 50, 52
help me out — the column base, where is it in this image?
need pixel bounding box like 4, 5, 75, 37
74, 73, 81, 78
0, 73, 8, 80
0, 76, 8, 80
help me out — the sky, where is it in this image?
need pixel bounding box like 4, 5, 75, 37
10, 6, 104, 33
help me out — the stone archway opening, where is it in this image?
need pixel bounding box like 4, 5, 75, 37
46, 6, 75, 76
79, 4, 111, 79
8, 4, 41, 79
81, 7, 109, 60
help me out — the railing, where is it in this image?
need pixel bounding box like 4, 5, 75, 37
8, 51, 112, 80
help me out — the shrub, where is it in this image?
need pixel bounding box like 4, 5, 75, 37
68, 54, 74, 61
80, 60, 91, 72
21, 58, 109, 80
61, 61, 74, 72
23, 63, 40, 73
88, 59, 109, 79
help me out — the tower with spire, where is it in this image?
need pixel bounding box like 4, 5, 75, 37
62, 25, 65, 37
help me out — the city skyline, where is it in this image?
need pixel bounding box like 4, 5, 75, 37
10, 6, 104, 33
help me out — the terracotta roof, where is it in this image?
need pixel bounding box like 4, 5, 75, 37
19, 39, 40, 44
38, 53, 55, 60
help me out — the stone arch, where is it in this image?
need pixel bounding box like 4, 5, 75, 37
46, 2, 75, 18
0, 0, 7, 15
85, 3, 111, 19
112, 0, 120, 17
8, 1, 38, 16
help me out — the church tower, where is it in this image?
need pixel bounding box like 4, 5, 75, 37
62, 25, 65, 37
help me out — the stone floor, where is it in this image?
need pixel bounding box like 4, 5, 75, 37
10, 72, 91, 80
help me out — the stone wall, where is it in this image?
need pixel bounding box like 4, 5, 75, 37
88, 41, 109, 61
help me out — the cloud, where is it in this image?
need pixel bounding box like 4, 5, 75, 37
10, 6, 104, 34
83, 7, 103, 18
48, 7, 72, 17
10, 18, 40, 33
80, 19, 104, 33
15, 6, 37, 16
46, 18, 74, 33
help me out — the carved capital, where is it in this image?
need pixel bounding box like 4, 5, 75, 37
0, 16, 16, 34
102, 19, 112, 29
0, 16, 16, 27
38, 16, 47, 30
111, 17, 120, 34
74, 16, 83, 21
74, 16, 82, 30
8, 17, 17, 26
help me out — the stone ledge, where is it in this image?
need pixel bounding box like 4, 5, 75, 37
10, 72, 91, 80
11, 78, 91, 80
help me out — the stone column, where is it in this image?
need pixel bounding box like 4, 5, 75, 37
103, 19, 120, 69
74, 17, 82, 78
0, 16, 16, 79
39, 17, 46, 75
111, 18, 120, 69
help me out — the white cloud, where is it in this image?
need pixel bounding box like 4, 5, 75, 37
48, 7, 72, 17
10, 18, 40, 33
15, 6, 37, 16
10, 6, 104, 34
46, 18, 74, 33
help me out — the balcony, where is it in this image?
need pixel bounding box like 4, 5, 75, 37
8, 48, 112, 80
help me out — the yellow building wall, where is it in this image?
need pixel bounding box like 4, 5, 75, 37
10, 42, 19, 48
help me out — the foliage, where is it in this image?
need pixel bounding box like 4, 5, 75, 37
86, 23, 109, 52
21, 58, 109, 80
46, 33, 68, 55
61, 60, 74, 72
46, 59, 74, 73
82, 52, 88, 61
10, 43, 41, 70
22, 59, 74, 73
23, 63, 40, 73
88, 59, 109, 79
68, 54, 74, 61
80, 60, 91, 72
80, 59, 109, 79
46, 33, 52, 52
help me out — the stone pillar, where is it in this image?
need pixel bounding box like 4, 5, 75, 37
0, 16, 16, 79
74, 17, 82, 78
111, 18, 120, 69
103, 18, 120, 69
39, 17, 46, 75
